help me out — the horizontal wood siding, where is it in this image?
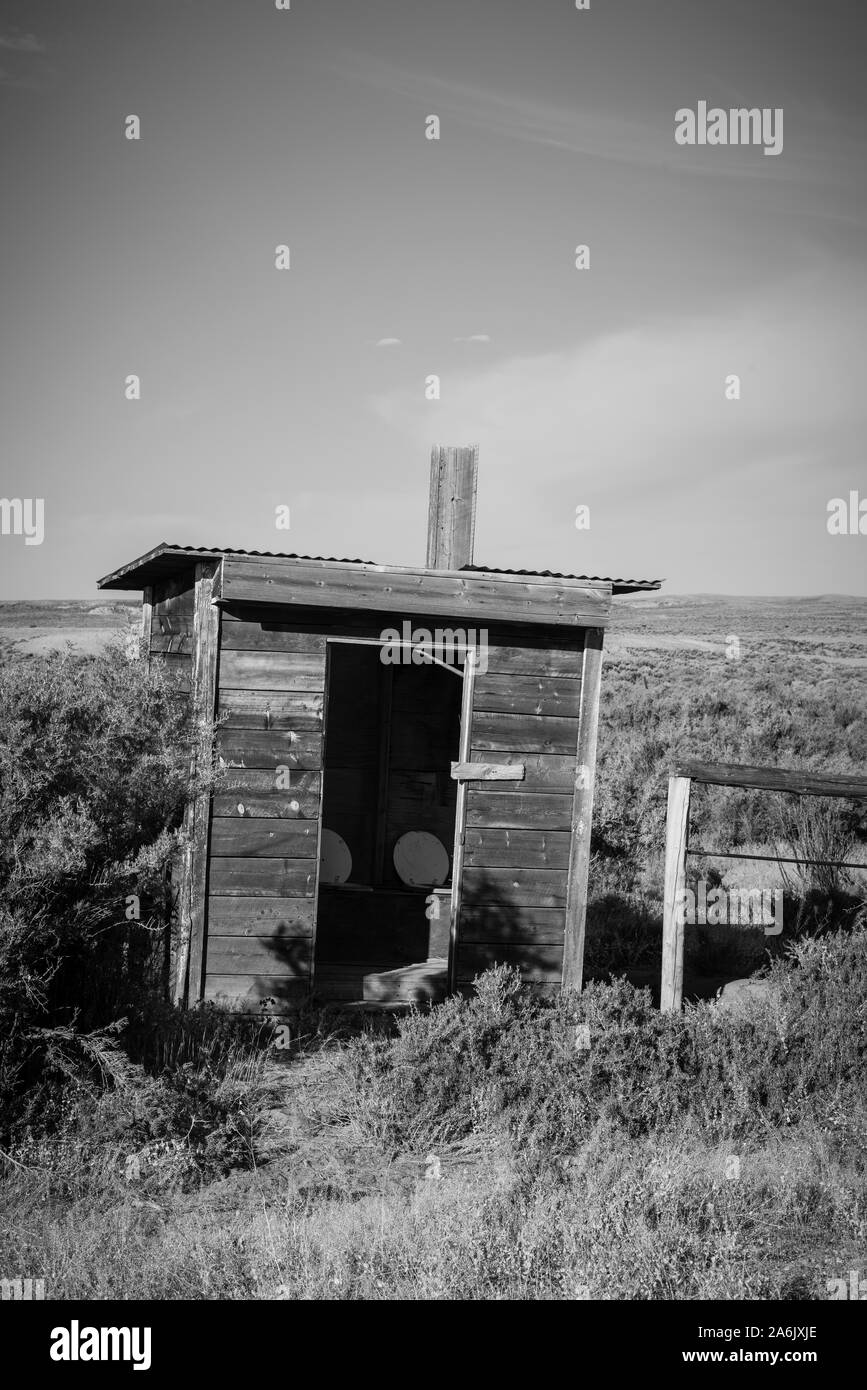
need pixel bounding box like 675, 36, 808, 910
209, 858, 317, 896
216, 729, 323, 769
206, 936, 313, 975
217, 557, 612, 628
213, 770, 321, 819
209, 820, 319, 857
460, 904, 566, 942
466, 792, 573, 830
202, 610, 594, 1005
203, 975, 309, 1011
455, 630, 585, 988
463, 828, 571, 869
457, 943, 565, 980
471, 712, 579, 754
220, 621, 327, 654
219, 650, 325, 690
472, 673, 582, 718
148, 575, 195, 690
206, 619, 327, 1010
207, 897, 315, 934
217, 691, 323, 730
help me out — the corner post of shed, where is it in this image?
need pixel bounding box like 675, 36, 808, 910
140, 585, 153, 665
447, 645, 478, 996
562, 626, 605, 992
426, 444, 479, 994
174, 559, 221, 1006
660, 774, 692, 1013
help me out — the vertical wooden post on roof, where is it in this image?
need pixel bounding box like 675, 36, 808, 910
174, 560, 221, 1006
660, 775, 692, 1013
426, 444, 479, 570
562, 627, 604, 992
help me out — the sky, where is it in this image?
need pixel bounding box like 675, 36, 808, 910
1, 0, 865, 599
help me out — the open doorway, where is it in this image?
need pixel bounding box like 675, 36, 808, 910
313, 641, 463, 1004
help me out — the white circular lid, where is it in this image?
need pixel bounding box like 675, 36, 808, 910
393, 831, 450, 887
320, 829, 352, 885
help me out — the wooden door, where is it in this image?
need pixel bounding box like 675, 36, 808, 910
450, 629, 588, 995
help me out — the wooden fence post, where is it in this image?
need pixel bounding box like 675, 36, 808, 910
660, 774, 691, 1013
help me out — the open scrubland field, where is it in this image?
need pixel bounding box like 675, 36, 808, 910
0, 598, 139, 660
0, 594, 865, 1299
593, 594, 867, 989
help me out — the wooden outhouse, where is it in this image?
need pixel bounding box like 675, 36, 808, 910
98, 447, 660, 1009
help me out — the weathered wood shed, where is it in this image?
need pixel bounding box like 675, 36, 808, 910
98, 447, 660, 1010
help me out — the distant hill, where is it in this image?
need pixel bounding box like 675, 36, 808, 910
0, 600, 139, 659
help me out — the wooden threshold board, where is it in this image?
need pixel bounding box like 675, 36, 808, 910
313, 958, 448, 1005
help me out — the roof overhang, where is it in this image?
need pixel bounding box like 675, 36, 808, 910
97, 543, 377, 591
98, 543, 662, 628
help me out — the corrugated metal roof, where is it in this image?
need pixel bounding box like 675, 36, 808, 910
169, 544, 376, 563
97, 542, 662, 594
97, 543, 376, 589
463, 564, 663, 590
159, 543, 377, 564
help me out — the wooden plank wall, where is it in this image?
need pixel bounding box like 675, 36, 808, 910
217, 557, 611, 628
145, 571, 206, 1003
455, 626, 586, 991
204, 614, 327, 1011
177, 603, 593, 1008
183, 563, 222, 1002
148, 573, 195, 688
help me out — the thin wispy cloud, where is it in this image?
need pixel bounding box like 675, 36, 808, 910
374, 337, 402, 347
329, 51, 866, 191
367, 263, 867, 590
0, 67, 47, 90
454, 334, 491, 344
372, 269, 867, 488
0, 31, 44, 53
0, 27, 48, 88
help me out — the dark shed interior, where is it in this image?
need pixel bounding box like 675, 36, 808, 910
315, 643, 461, 999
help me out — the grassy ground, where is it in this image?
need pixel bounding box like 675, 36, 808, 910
4, 1100, 863, 1300
2, 933, 866, 1301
